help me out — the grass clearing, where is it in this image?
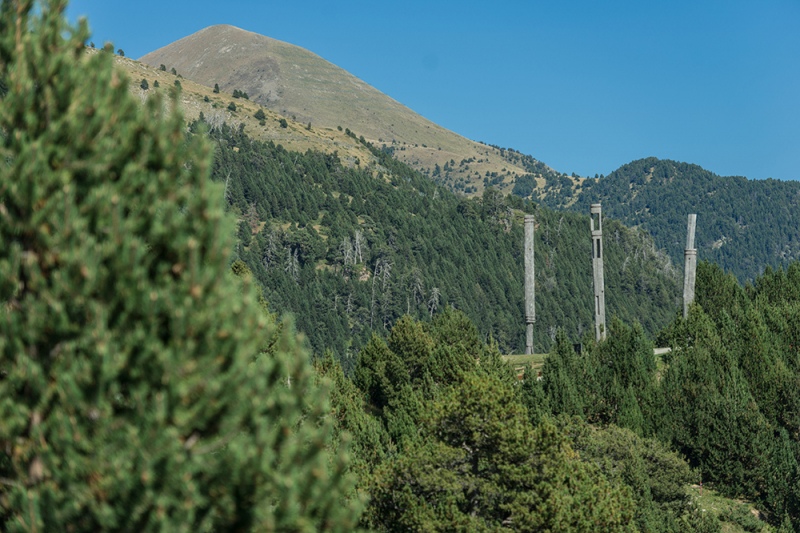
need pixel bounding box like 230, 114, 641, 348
688, 484, 772, 533
503, 353, 548, 379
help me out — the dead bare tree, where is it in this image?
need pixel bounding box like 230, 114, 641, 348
262, 229, 279, 269
340, 236, 354, 266
370, 260, 382, 329
428, 287, 441, 318
205, 107, 226, 134
285, 246, 300, 283
409, 268, 425, 313
353, 229, 366, 263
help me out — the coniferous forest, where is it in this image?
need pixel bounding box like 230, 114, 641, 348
525, 157, 800, 282
209, 123, 681, 362
2, 2, 800, 532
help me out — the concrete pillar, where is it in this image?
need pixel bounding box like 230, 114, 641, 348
683, 214, 697, 318
590, 204, 606, 340
524, 215, 535, 354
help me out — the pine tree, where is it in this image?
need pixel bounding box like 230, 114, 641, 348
368, 374, 637, 531
313, 352, 389, 478
657, 306, 771, 501
0, 2, 360, 530
539, 331, 586, 417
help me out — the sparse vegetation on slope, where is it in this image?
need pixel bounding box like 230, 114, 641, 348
138, 25, 558, 196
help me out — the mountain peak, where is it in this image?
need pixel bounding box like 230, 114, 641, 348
140, 25, 300, 109
138, 25, 545, 196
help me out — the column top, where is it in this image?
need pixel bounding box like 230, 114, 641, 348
686, 214, 697, 250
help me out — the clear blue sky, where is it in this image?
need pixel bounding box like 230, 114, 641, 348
68, 0, 799, 181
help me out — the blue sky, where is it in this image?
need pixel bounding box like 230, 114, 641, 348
68, 1, 799, 181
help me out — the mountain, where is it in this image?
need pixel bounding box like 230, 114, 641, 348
106, 47, 681, 358
532, 157, 800, 281
107, 48, 383, 169
139, 24, 577, 196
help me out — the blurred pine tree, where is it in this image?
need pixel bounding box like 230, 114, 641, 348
0, 1, 360, 530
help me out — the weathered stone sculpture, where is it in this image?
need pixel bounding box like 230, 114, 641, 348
591, 204, 606, 340
524, 215, 535, 354
683, 214, 698, 318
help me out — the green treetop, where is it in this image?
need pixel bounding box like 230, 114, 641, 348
368, 374, 637, 531
0, 1, 359, 531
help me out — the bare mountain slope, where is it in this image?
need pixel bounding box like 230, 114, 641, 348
140, 24, 570, 196
109, 49, 376, 169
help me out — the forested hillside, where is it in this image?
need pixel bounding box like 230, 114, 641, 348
133, 23, 800, 286
332, 310, 701, 531
525, 157, 800, 282
205, 123, 681, 361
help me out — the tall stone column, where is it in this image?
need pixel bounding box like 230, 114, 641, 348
683, 214, 698, 318
590, 204, 606, 340
524, 215, 535, 354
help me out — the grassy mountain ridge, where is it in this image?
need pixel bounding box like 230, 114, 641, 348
138, 24, 576, 197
